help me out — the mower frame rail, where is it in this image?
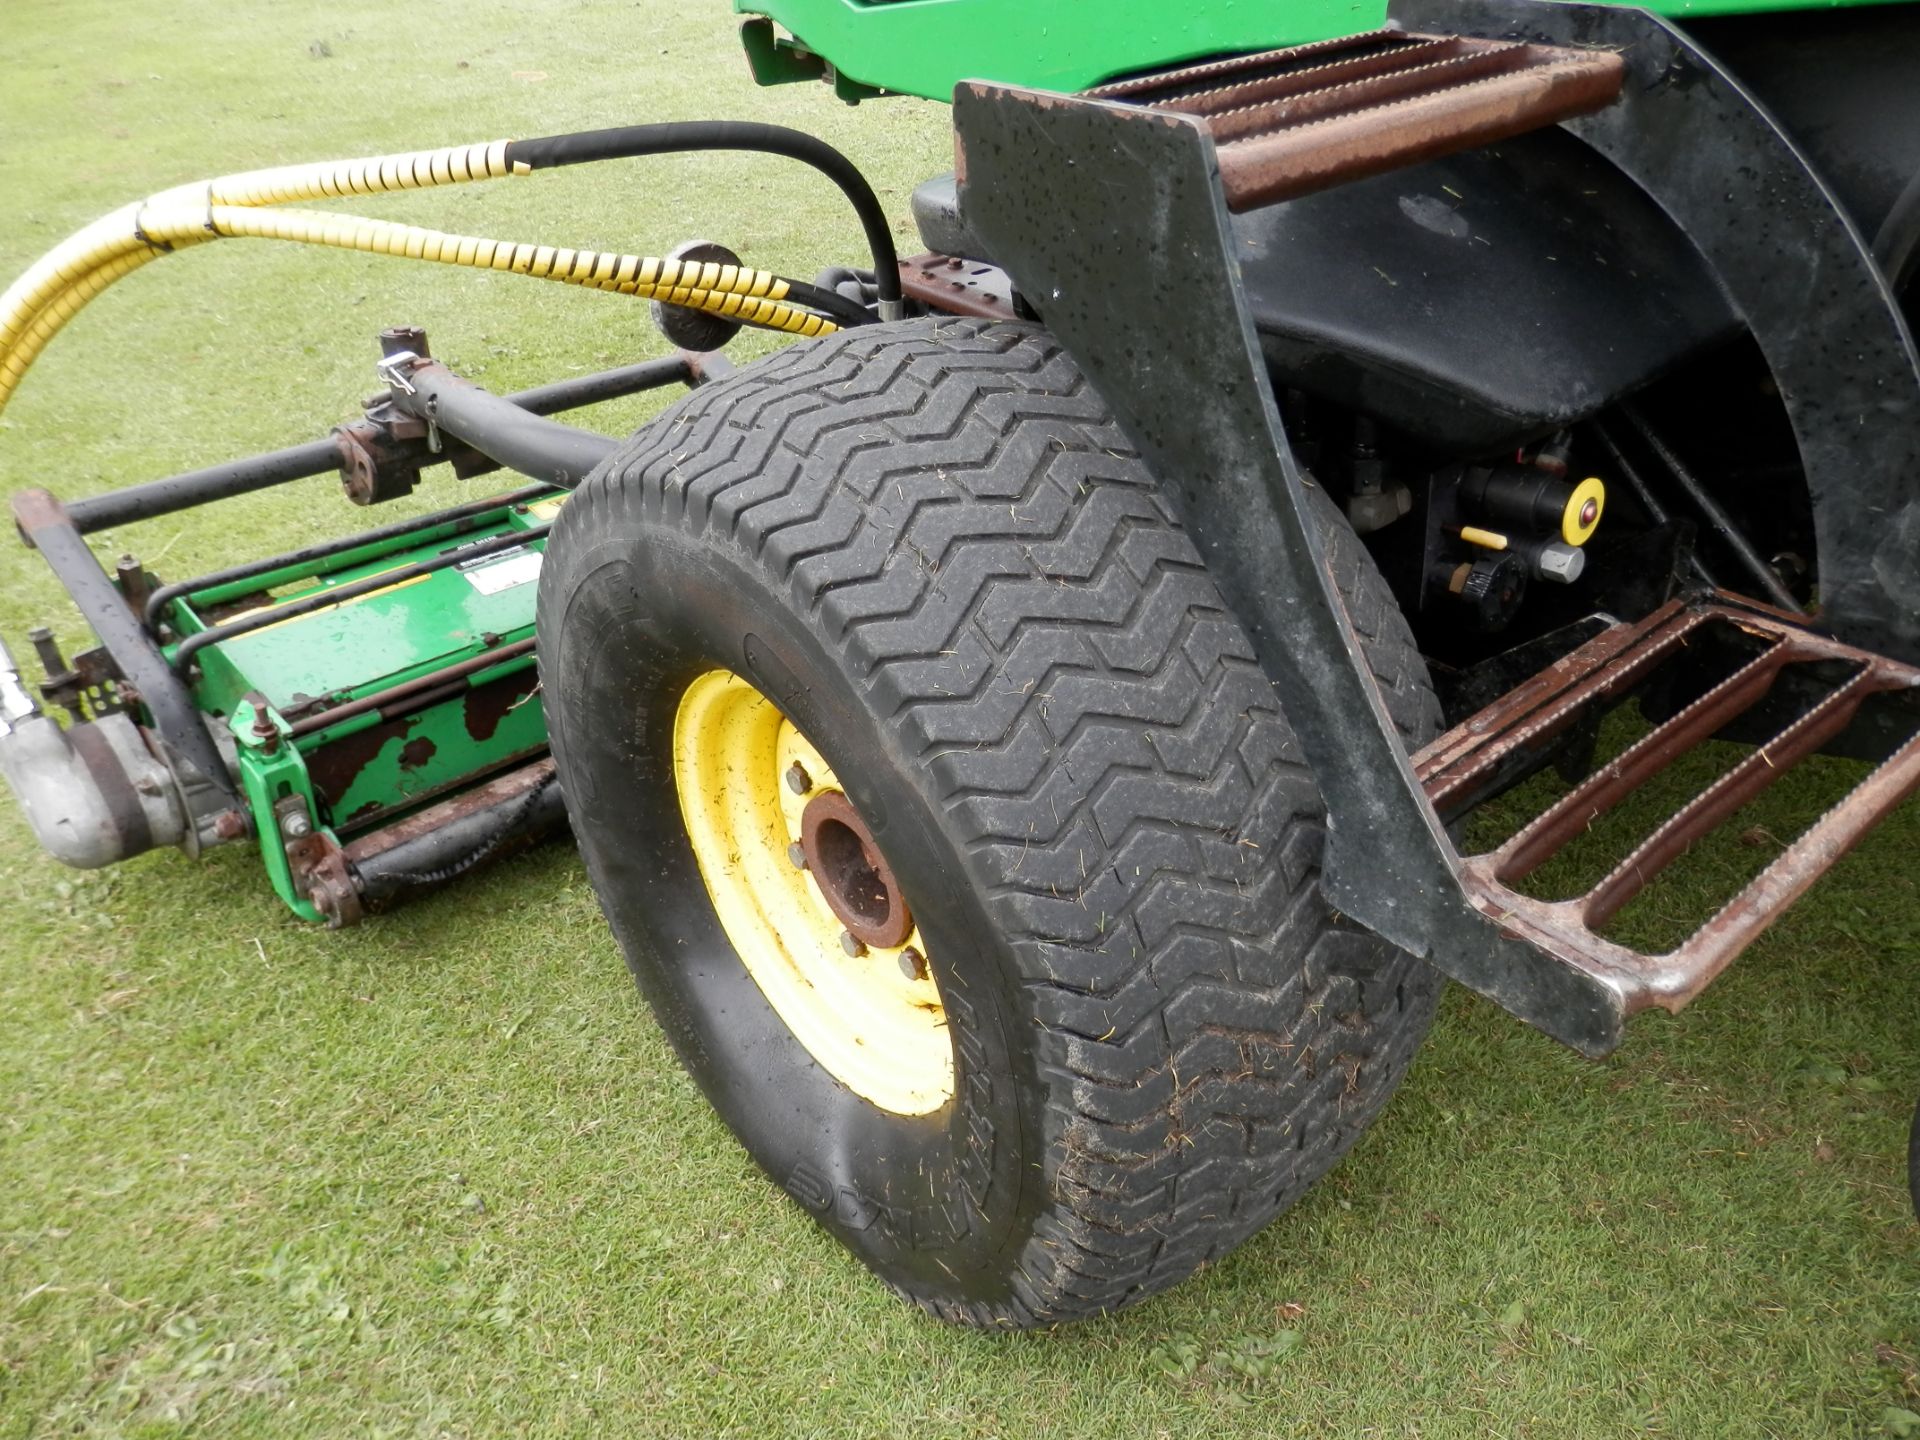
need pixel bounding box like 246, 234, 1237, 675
60, 354, 694, 536
10, 350, 710, 813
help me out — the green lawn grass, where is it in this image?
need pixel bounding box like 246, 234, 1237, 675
2, 3, 1916, 1436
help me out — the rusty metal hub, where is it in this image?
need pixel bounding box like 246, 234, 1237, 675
799, 789, 914, 950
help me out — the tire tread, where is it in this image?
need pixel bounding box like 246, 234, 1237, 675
550, 318, 1441, 1326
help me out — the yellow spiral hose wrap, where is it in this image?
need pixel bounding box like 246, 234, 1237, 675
0, 136, 836, 416
0, 246, 178, 402
174, 208, 836, 337
203, 141, 517, 207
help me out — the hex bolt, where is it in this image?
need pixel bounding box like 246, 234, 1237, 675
1531, 542, 1587, 585
279, 809, 313, 839
245, 690, 278, 749
212, 810, 249, 842
28, 626, 66, 679
788, 842, 809, 870
897, 946, 927, 982
840, 930, 867, 959
785, 761, 812, 796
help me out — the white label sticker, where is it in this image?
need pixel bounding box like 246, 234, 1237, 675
463, 548, 543, 596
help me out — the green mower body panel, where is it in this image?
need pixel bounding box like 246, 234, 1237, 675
735, 0, 1906, 100
164, 493, 555, 914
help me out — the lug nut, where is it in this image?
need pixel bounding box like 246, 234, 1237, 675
840, 930, 867, 958
897, 946, 927, 982
787, 842, 808, 870
785, 762, 812, 795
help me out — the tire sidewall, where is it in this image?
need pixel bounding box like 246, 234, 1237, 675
544, 516, 1043, 1303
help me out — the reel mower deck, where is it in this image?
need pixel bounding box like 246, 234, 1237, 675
2, 344, 718, 925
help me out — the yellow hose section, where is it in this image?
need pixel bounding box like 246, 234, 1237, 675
0, 143, 509, 366
0, 245, 175, 407
0, 136, 836, 419
205, 140, 515, 207
163, 206, 838, 339
0, 201, 158, 359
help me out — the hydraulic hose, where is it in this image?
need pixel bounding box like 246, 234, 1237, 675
0, 125, 893, 416
503, 123, 903, 312
166, 207, 845, 333
0, 141, 514, 364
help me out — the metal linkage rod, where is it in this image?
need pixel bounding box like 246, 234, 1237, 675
1619, 401, 1803, 613
62, 354, 691, 535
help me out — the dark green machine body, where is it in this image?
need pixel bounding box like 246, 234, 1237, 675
733, 0, 1913, 100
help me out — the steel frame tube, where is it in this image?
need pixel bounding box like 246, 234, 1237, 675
65, 440, 343, 537
61, 355, 690, 536
10, 489, 237, 802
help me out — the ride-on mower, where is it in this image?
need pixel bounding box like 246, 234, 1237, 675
3, 0, 1917, 1327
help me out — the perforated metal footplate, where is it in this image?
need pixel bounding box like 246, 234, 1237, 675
1415, 597, 1920, 1017
1087, 29, 1625, 210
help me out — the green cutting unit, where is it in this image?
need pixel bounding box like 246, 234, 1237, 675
4, 0, 1917, 1326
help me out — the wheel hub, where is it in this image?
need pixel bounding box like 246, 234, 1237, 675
799, 789, 914, 950
672, 668, 953, 1115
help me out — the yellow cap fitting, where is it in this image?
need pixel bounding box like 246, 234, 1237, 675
1563, 477, 1606, 547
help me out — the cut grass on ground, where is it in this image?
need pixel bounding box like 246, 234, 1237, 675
1, 3, 1917, 1436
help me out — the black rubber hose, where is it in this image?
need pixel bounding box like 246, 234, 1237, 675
779, 276, 877, 327
400, 364, 617, 488
504, 122, 902, 307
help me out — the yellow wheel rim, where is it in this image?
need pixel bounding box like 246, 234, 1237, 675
673, 669, 954, 1115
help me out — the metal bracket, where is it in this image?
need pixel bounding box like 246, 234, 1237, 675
1393, 0, 1920, 668
12, 489, 239, 806
954, 80, 1625, 1055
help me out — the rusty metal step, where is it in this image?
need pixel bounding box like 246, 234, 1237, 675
1087, 29, 1624, 210
1414, 597, 1920, 1019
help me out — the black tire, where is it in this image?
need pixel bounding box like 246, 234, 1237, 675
1909, 1094, 1919, 1218
538, 317, 1443, 1327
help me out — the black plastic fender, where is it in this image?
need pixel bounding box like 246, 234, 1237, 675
914, 148, 1741, 454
